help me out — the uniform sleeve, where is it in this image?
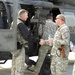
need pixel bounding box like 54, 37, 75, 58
18, 23, 40, 43
38, 24, 43, 36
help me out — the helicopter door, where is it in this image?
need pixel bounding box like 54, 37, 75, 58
0, 0, 17, 52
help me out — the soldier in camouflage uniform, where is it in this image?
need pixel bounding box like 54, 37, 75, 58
48, 14, 70, 75
11, 9, 40, 75
29, 14, 57, 75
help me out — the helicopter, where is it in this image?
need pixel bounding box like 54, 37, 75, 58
0, 0, 75, 75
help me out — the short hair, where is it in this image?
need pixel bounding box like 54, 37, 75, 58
46, 14, 52, 19
56, 14, 65, 22
18, 9, 28, 17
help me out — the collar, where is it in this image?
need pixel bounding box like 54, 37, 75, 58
58, 24, 66, 30
46, 19, 52, 22
18, 18, 25, 23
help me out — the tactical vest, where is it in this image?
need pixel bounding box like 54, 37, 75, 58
17, 19, 28, 47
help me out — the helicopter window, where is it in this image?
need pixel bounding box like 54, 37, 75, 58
64, 12, 75, 33
64, 12, 75, 26
6, 4, 13, 24
0, 1, 9, 29
0, 11, 4, 29
0, 2, 4, 29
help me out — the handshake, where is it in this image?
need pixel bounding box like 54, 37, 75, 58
39, 38, 53, 46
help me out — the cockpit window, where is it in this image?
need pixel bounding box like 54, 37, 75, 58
0, 1, 9, 29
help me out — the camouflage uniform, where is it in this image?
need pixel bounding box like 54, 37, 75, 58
11, 19, 28, 75
72, 62, 75, 75
34, 20, 57, 74
51, 24, 70, 75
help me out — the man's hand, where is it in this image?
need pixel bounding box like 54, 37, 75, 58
39, 39, 45, 45
48, 38, 53, 44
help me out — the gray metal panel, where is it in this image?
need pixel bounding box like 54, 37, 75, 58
58, 0, 75, 6
0, 0, 18, 51
0, 29, 16, 51
70, 33, 75, 44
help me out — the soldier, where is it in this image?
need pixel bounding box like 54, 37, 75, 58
28, 14, 57, 75
11, 9, 41, 75
48, 14, 70, 75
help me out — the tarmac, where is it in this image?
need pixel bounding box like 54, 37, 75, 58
0, 60, 74, 75
0, 59, 36, 75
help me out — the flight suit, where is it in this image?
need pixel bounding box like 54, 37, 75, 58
51, 24, 70, 75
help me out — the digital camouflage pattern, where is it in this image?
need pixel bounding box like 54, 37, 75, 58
73, 62, 75, 75
34, 45, 51, 73
38, 20, 57, 39
35, 20, 57, 74
11, 48, 25, 75
51, 24, 70, 56
51, 24, 70, 75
